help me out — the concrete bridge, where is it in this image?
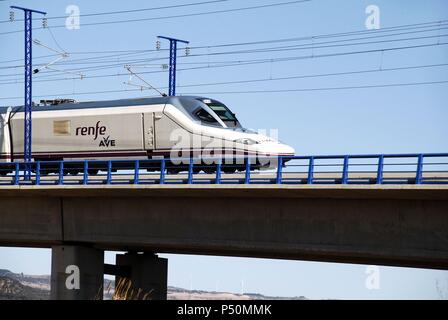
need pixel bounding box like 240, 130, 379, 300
0, 184, 447, 299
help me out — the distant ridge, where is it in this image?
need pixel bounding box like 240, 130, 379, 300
0, 270, 306, 300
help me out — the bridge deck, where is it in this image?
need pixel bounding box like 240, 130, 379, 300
1, 172, 448, 186
0, 183, 447, 199
0, 184, 447, 270
1, 153, 447, 185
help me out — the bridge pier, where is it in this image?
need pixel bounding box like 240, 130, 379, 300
50, 245, 104, 300
114, 253, 168, 300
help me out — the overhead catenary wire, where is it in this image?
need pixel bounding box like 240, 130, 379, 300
0, 0, 312, 36
124, 65, 167, 97
2, 28, 447, 77
46, 25, 66, 53
182, 80, 448, 94
1, 41, 447, 85
178, 32, 448, 58
0, 0, 230, 23
186, 20, 448, 50
42, 62, 448, 89
30, 32, 85, 79
1, 25, 447, 76
0, 79, 447, 101
2, 61, 448, 87
158, 63, 448, 88
3, 47, 448, 84
0, 18, 446, 66
0, 26, 446, 83
30, 25, 448, 66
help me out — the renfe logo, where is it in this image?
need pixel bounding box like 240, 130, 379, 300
76, 121, 106, 140
76, 121, 116, 147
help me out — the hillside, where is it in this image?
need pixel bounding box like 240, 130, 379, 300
0, 276, 49, 300
0, 270, 306, 300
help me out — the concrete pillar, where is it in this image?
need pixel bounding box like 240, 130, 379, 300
115, 253, 167, 300
50, 245, 104, 300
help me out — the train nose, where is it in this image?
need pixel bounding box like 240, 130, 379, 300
284, 144, 295, 156
255, 142, 295, 156
277, 143, 295, 156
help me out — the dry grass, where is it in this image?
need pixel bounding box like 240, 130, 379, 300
112, 278, 153, 300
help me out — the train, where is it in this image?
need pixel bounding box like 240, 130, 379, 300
0, 96, 294, 174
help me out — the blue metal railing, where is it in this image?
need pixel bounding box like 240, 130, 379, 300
0, 153, 447, 186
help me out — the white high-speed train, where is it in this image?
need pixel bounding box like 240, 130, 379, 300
0, 96, 294, 173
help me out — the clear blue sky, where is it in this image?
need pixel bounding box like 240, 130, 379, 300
0, 0, 447, 299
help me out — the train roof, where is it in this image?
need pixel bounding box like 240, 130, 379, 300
0, 95, 210, 113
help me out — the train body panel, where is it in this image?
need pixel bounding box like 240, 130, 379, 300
0, 107, 12, 161
0, 96, 295, 165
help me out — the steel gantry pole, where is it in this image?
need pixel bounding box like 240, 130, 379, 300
10, 6, 46, 180
157, 36, 189, 96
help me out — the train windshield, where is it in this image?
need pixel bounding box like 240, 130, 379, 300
207, 104, 237, 122
199, 99, 241, 128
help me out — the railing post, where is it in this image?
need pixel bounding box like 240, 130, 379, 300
416, 154, 424, 184
36, 161, 40, 185
244, 157, 251, 184
341, 155, 349, 184
160, 159, 165, 184
276, 156, 283, 184
58, 161, 64, 185
376, 155, 384, 184
14, 163, 19, 185
134, 160, 140, 185
215, 160, 222, 184
106, 160, 112, 185
307, 157, 314, 184
187, 158, 193, 184
83, 161, 88, 185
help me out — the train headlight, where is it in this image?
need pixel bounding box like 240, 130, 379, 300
234, 138, 259, 145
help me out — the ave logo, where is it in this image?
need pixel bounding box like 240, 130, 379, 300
99, 135, 116, 147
